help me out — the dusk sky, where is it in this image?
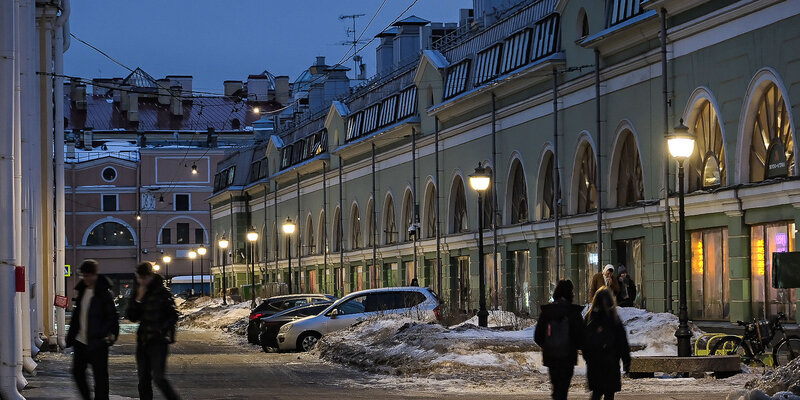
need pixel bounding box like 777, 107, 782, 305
64, 0, 472, 95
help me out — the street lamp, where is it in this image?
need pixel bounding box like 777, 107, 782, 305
247, 227, 259, 307
188, 250, 197, 296
152, 264, 160, 272
218, 236, 229, 305
469, 162, 491, 328
668, 119, 695, 357
162, 255, 172, 285
283, 217, 296, 294
197, 246, 207, 296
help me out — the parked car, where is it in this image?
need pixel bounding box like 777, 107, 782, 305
276, 287, 441, 352
246, 294, 336, 344
258, 301, 334, 352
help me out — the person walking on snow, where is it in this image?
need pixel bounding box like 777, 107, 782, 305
616, 265, 636, 307
127, 262, 180, 400
534, 279, 585, 400
67, 259, 119, 400
582, 287, 631, 400
589, 264, 620, 302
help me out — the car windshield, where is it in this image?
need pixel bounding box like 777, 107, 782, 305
277, 302, 332, 318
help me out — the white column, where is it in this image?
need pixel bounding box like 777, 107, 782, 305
53, 0, 68, 350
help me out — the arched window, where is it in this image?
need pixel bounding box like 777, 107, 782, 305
451, 177, 468, 233
616, 132, 644, 207
750, 83, 794, 182
384, 196, 397, 244
351, 205, 361, 250
424, 184, 437, 238
366, 199, 374, 247
85, 221, 134, 246
576, 144, 598, 213
538, 153, 559, 219
402, 191, 415, 242
305, 215, 314, 255
231, 118, 241, 130
578, 8, 589, 38
509, 162, 528, 223
689, 100, 725, 191
332, 208, 342, 252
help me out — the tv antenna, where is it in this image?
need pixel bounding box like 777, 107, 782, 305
340, 14, 367, 81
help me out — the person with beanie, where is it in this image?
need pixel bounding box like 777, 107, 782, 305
616, 265, 636, 307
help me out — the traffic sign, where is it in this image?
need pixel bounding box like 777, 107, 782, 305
65, 264, 71, 277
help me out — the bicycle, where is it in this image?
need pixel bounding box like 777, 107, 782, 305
710, 312, 800, 367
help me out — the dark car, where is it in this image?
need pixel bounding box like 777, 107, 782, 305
246, 294, 336, 344
258, 301, 334, 352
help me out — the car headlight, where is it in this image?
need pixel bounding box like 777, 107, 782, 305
278, 323, 292, 334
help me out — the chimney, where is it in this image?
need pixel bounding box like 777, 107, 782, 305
392, 16, 430, 67
83, 128, 94, 151
167, 75, 193, 98
112, 78, 123, 103
375, 28, 397, 75
119, 85, 132, 111
170, 86, 183, 116
322, 65, 351, 104
274, 76, 290, 105
71, 83, 87, 110
252, 116, 274, 142
247, 75, 269, 102
206, 127, 218, 147
459, 8, 474, 27
309, 56, 328, 75
127, 92, 139, 122
157, 78, 171, 105
224, 80, 243, 97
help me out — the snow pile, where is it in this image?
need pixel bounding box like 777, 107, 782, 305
741, 356, 800, 397
616, 307, 704, 356
177, 296, 251, 335
314, 314, 540, 377
456, 310, 536, 330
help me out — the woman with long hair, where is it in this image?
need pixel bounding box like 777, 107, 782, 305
582, 287, 631, 400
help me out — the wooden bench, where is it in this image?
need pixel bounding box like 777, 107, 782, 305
628, 355, 741, 379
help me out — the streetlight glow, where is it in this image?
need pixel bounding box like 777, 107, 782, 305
197, 246, 207, 256
469, 163, 491, 191
218, 237, 229, 249
188, 251, 197, 259
162, 255, 171, 264
282, 218, 296, 234
253, 106, 261, 114
668, 119, 695, 159
247, 229, 259, 242
153, 264, 160, 271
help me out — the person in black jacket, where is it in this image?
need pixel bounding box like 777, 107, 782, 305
534, 279, 585, 400
67, 259, 119, 400
127, 262, 180, 400
583, 287, 631, 400
616, 265, 636, 307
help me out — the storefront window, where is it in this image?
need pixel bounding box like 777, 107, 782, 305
577, 243, 599, 304
484, 253, 501, 309
402, 261, 415, 286
690, 228, 729, 320
615, 238, 644, 307
751, 222, 796, 320
512, 250, 532, 314
543, 246, 565, 301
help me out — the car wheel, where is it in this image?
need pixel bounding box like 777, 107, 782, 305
259, 332, 272, 353
297, 332, 321, 352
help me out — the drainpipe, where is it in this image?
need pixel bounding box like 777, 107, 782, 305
53, 0, 70, 351
338, 157, 344, 295
322, 163, 328, 292
552, 69, 560, 280
263, 182, 268, 283
371, 144, 377, 282
411, 128, 417, 279
0, 0, 24, 395
660, 8, 674, 313
491, 93, 499, 309
296, 173, 301, 293
595, 50, 603, 272
273, 184, 278, 286
434, 118, 441, 294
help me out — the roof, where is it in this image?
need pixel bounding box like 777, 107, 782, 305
375, 27, 399, 37
122, 68, 160, 92
394, 15, 430, 26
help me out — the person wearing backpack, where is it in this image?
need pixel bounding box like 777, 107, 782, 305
534, 279, 585, 400
127, 262, 180, 400
583, 287, 631, 400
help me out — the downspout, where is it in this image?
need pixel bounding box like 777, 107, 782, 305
552, 69, 560, 280
491, 93, 499, 309
136, 151, 141, 263
338, 157, 344, 296
411, 128, 417, 280
322, 163, 327, 292
229, 192, 234, 290
263, 182, 268, 283
371, 144, 377, 284
660, 8, 674, 313
0, 0, 24, 395
296, 173, 301, 293
273, 184, 278, 285
434, 118, 441, 294
54, 0, 70, 351
595, 50, 603, 272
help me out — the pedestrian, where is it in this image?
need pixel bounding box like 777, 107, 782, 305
67, 259, 119, 400
582, 287, 631, 400
616, 265, 636, 307
589, 264, 620, 301
127, 262, 180, 400
534, 279, 585, 400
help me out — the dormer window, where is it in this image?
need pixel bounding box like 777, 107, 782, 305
606, 0, 643, 27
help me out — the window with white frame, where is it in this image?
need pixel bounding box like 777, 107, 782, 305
443, 59, 471, 99
102, 194, 117, 212
606, 0, 642, 27
532, 14, 561, 61
346, 112, 364, 141
362, 104, 381, 134
397, 87, 417, 119
501, 29, 531, 73
378, 96, 397, 127
474, 44, 501, 85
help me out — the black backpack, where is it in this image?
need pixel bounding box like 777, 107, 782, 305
544, 316, 571, 359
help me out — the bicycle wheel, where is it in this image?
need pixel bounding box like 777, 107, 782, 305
772, 337, 800, 366
711, 336, 753, 360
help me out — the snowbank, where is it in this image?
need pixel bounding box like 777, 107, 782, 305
456, 310, 536, 330
741, 356, 800, 397
177, 296, 251, 335
616, 307, 705, 356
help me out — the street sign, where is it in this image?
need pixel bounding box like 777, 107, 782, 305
65, 264, 71, 277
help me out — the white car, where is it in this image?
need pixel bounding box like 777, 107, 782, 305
276, 286, 441, 352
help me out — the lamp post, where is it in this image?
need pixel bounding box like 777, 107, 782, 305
469, 162, 491, 328
283, 217, 296, 294
188, 250, 197, 296
197, 246, 207, 296
247, 228, 259, 308
162, 255, 171, 286
668, 119, 695, 357
218, 236, 229, 305
153, 264, 160, 272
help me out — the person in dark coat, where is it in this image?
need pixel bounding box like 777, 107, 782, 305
534, 279, 585, 400
589, 264, 620, 302
67, 259, 119, 400
616, 265, 636, 307
127, 262, 180, 400
582, 287, 631, 400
